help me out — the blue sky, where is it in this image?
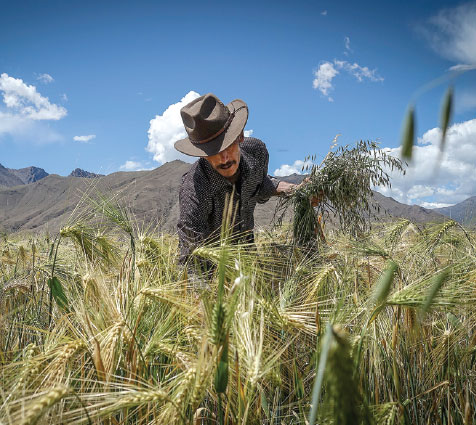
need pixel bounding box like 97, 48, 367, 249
1, 0, 476, 207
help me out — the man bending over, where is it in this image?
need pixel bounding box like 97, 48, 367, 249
174, 93, 297, 265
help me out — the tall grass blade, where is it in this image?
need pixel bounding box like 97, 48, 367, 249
401, 106, 415, 161
372, 260, 398, 305
47, 277, 68, 312
308, 323, 333, 425
326, 326, 372, 424
440, 86, 453, 152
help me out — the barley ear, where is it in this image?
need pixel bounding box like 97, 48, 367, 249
20, 386, 69, 425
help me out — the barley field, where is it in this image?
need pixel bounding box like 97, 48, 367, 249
1, 200, 475, 424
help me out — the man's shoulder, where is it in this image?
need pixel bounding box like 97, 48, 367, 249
241, 137, 269, 162
181, 160, 199, 181
241, 137, 268, 153
179, 160, 209, 199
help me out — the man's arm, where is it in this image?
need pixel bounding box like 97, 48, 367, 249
257, 176, 296, 199
246, 138, 319, 203
253, 146, 282, 203
177, 183, 210, 265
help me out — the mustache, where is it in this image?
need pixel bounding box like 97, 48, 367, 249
218, 161, 237, 169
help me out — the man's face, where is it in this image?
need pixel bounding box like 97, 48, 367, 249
205, 134, 243, 179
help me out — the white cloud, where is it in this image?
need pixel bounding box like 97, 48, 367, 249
321, 10, 327, 16
0, 73, 67, 121
0, 73, 67, 142
61, 93, 68, 102
420, 202, 453, 209
313, 60, 383, 101
334, 60, 384, 82
407, 185, 435, 200
455, 90, 476, 113
119, 160, 152, 171
0, 112, 28, 135
344, 36, 352, 53
146, 91, 201, 164
377, 118, 476, 206
420, 2, 476, 66
37, 73, 54, 84
73, 134, 96, 143
313, 62, 339, 100
244, 129, 253, 137
0, 112, 63, 143
274, 159, 313, 177
449, 64, 476, 72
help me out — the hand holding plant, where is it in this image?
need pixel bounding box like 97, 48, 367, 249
276, 140, 405, 245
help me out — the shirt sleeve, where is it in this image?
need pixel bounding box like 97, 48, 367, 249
177, 181, 210, 265
255, 146, 281, 204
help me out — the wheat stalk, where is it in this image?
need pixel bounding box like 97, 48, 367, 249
18, 386, 69, 425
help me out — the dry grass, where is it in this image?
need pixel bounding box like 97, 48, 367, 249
1, 214, 476, 424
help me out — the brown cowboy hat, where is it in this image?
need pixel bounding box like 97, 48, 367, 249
174, 93, 248, 157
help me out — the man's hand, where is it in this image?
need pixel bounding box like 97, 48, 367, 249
310, 193, 323, 207
275, 180, 324, 206
275, 181, 296, 196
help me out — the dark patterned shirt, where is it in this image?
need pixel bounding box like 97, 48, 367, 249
178, 137, 279, 263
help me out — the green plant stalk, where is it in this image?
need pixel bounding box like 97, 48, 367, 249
48, 234, 62, 326
308, 323, 333, 425
401, 106, 415, 161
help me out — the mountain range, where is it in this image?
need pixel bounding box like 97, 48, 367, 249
0, 164, 103, 188
434, 197, 476, 226
0, 164, 49, 187
0, 161, 459, 235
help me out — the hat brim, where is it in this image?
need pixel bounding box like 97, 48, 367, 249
174, 99, 248, 157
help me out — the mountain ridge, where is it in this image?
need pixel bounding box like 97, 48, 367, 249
0, 159, 447, 234
10, 166, 49, 184
69, 168, 104, 178
0, 164, 25, 187
0, 163, 108, 187
434, 196, 476, 226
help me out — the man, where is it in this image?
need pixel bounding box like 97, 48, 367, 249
174, 93, 296, 265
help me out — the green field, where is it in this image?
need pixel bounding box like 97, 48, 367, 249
1, 208, 475, 424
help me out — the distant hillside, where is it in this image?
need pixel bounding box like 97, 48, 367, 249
0, 164, 24, 187
0, 163, 102, 187
0, 163, 49, 187
278, 174, 305, 185
69, 168, 104, 178
0, 161, 190, 233
434, 197, 476, 225
10, 166, 49, 184
371, 192, 444, 223
0, 160, 446, 234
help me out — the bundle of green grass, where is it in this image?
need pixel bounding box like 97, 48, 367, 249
278, 140, 405, 244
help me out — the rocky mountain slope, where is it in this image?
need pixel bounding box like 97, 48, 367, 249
69, 168, 104, 178
0, 160, 184, 233
10, 166, 49, 185
0, 160, 447, 234
0, 164, 24, 187
0, 164, 49, 187
0, 164, 103, 187
434, 197, 476, 226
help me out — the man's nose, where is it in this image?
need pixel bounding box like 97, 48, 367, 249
219, 150, 229, 162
